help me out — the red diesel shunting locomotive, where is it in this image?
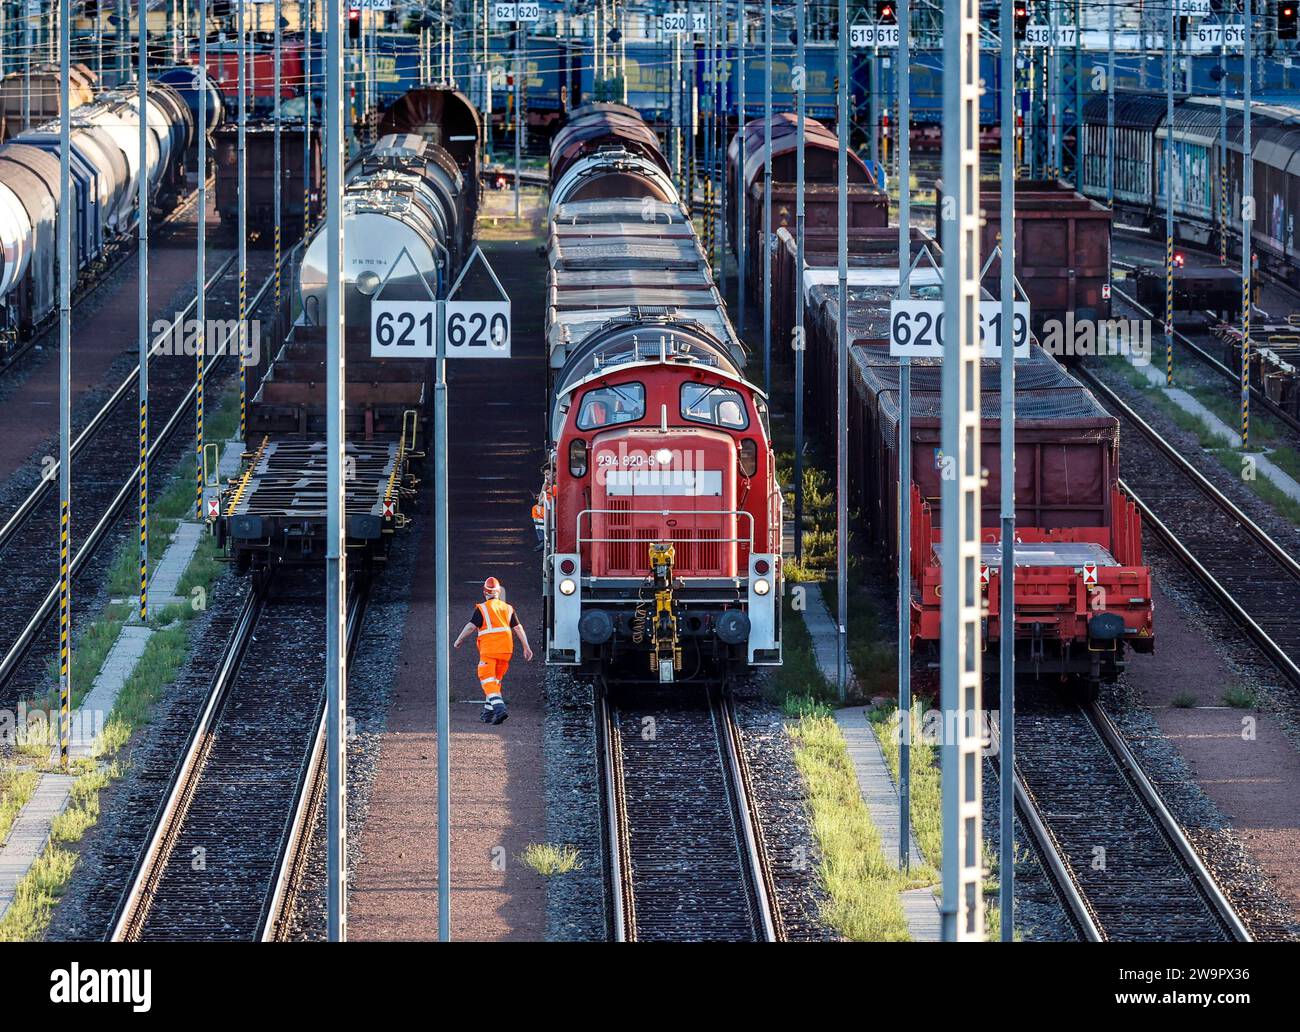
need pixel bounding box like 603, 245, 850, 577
542, 104, 782, 682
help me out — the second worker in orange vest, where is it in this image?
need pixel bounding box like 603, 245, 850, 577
453, 576, 533, 725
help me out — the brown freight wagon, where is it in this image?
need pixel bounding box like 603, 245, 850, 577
213, 120, 321, 245
771, 225, 935, 352
0, 63, 97, 140
977, 179, 1112, 331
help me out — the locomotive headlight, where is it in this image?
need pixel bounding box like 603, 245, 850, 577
356, 270, 382, 296
753, 578, 771, 596
559, 578, 577, 596
655, 448, 673, 465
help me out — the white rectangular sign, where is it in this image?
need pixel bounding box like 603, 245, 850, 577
692, 11, 708, 33
1026, 24, 1076, 47
1179, 0, 1213, 15
516, 1, 540, 22
371, 301, 512, 359
493, 2, 517, 20
888, 300, 1031, 359
1195, 23, 1245, 49
851, 25, 900, 48
349, 0, 392, 9
663, 11, 688, 33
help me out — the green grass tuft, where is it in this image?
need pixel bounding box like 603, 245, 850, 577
1221, 683, 1259, 709
518, 843, 584, 876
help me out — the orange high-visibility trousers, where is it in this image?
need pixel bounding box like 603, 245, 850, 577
477, 657, 510, 699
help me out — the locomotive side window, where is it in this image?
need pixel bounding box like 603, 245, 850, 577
576, 383, 645, 430
681, 383, 749, 430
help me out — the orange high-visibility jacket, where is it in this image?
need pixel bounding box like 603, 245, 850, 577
476, 599, 516, 659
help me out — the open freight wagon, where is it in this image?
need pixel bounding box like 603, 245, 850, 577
803, 280, 1154, 690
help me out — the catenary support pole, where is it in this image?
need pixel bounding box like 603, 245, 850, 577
1242, 0, 1252, 445
762, 0, 772, 396
1107, 0, 1115, 207
138, 0, 150, 623
57, 0, 71, 770
1219, 24, 1227, 266
514, 15, 521, 219
939, 0, 983, 942
793, 0, 805, 563
736, 0, 745, 334
998, 0, 1016, 941
897, 0, 911, 873
836, 0, 849, 700
1165, 1, 1174, 387
325, 0, 347, 943
197, 1, 208, 519
275, 0, 282, 323
239, 0, 248, 434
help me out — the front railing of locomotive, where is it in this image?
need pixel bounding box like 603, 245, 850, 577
547, 505, 781, 682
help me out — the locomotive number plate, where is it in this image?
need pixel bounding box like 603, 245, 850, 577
371, 301, 512, 359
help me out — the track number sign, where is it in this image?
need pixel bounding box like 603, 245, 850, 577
371, 301, 512, 359
663, 11, 688, 33
888, 300, 1030, 359
850, 25, 899, 48
493, 2, 517, 20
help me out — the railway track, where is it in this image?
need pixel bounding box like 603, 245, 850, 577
0, 181, 214, 375
1109, 281, 1300, 438
109, 569, 369, 942
998, 699, 1251, 942
1076, 366, 1300, 687
596, 682, 781, 942
0, 251, 282, 708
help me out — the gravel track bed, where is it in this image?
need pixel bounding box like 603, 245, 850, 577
41, 583, 244, 940
283, 531, 416, 941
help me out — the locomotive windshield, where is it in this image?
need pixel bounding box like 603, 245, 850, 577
576, 383, 645, 430
681, 383, 749, 430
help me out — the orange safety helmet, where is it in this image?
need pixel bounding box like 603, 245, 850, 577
483, 577, 503, 595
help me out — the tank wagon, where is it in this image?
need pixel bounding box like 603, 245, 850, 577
215, 88, 480, 568
543, 103, 782, 683
0, 63, 98, 141
801, 279, 1154, 692
0, 78, 196, 343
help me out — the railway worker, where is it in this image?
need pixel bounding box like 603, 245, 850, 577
531, 473, 555, 552
453, 577, 533, 725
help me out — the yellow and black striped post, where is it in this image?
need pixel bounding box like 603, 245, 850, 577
1242, 257, 1252, 447
704, 177, 715, 272
1220, 163, 1228, 266
59, 499, 69, 768
275, 223, 282, 320
196, 324, 205, 519
1165, 231, 1174, 386
239, 266, 247, 440
139, 395, 148, 622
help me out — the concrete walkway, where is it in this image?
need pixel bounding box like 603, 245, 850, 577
800, 583, 941, 941
0, 774, 74, 914
0, 436, 242, 922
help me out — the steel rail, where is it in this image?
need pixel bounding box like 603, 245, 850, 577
714, 689, 780, 942
0, 180, 216, 375
987, 720, 1102, 942
1077, 366, 1300, 587
259, 578, 371, 941
0, 255, 239, 553
111, 577, 368, 942
0, 257, 285, 691
595, 685, 632, 943
1084, 701, 1253, 942
1012, 772, 1104, 942
109, 578, 268, 942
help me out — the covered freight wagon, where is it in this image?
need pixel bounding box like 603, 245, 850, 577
803, 280, 1153, 689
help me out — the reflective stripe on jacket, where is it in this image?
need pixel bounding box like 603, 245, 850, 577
476, 599, 515, 659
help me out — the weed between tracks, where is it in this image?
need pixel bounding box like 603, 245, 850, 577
0, 389, 240, 940
519, 843, 584, 877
